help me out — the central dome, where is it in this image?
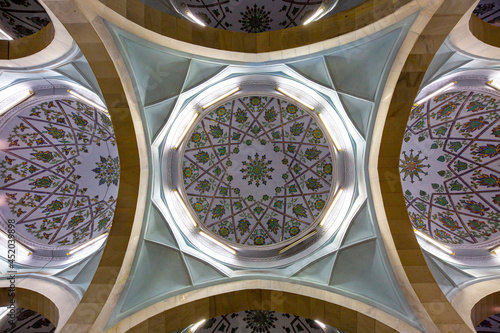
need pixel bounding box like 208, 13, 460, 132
181, 94, 335, 246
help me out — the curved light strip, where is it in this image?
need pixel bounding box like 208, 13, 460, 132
318, 112, 341, 151
186, 11, 206, 27
278, 230, 318, 255
0, 28, 12, 41
415, 81, 457, 105
0, 90, 34, 116
490, 244, 500, 255
314, 320, 327, 331
201, 87, 240, 110
303, 6, 325, 25
199, 231, 236, 255
173, 111, 199, 150
487, 80, 500, 91
414, 229, 454, 255
173, 189, 198, 228
0, 230, 32, 256
67, 90, 108, 113
67, 232, 108, 256
276, 86, 315, 110
189, 319, 206, 333
319, 188, 343, 227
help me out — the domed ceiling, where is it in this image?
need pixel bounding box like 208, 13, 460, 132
0, 0, 50, 39
189, 310, 345, 333
474, 0, 500, 26
0, 307, 55, 332
181, 94, 335, 247
183, 0, 322, 32
0, 95, 119, 250
400, 87, 500, 248
476, 313, 500, 332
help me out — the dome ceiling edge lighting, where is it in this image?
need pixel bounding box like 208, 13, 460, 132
400, 72, 500, 264
0, 82, 118, 264
165, 0, 339, 32
153, 66, 365, 269
180, 93, 337, 248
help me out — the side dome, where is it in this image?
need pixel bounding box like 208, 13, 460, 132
0, 93, 119, 251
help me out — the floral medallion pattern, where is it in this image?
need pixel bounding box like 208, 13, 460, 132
185, 0, 322, 32
0, 0, 50, 39
196, 310, 345, 333
0, 307, 55, 332
400, 90, 500, 246
182, 95, 334, 246
473, 0, 500, 27
0, 97, 119, 249
476, 313, 500, 333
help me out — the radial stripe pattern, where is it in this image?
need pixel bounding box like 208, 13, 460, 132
182, 95, 334, 246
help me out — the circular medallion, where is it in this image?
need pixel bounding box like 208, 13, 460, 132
0, 96, 119, 250
400, 88, 500, 248
181, 95, 335, 247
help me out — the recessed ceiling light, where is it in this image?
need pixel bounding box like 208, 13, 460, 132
67, 90, 108, 113
186, 11, 206, 27
67, 233, 108, 256
303, 6, 325, 25
173, 111, 199, 150
0, 90, 34, 116
199, 231, 237, 255
415, 81, 457, 105
276, 86, 315, 110
201, 87, 240, 110
278, 230, 318, 255
414, 229, 454, 255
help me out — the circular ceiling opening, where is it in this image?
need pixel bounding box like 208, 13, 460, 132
187, 310, 346, 333
0, 92, 119, 253
0, 0, 50, 39
181, 94, 336, 248
400, 77, 500, 255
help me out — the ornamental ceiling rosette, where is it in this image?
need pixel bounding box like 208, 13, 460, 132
0, 87, 119, 255
152, 65, 365, 267
400, 74, 500, 261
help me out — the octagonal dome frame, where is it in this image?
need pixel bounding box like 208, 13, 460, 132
404, 69, 500, 267
0, 79, 113, 267
175, 90, 339, 251
152, 64, 366, 269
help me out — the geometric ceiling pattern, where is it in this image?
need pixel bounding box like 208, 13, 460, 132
0, 307, 55, 333
0, 0, 50, 38
476, 313, 500, 333
473, 0, 500, 26
184, 0, 322, 32
400, 89, 500, 247
105, 16, 422, 330
182, 95, 334, 246
0, 97, 119, 250
193, 310, 346, 333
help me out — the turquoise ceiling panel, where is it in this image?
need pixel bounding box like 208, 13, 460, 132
122, 242, 191, 312
425, 253, 473, 287
144, 205, 179, 249
337, 93, 373, 138
292, 253, 337, 285
331, 240, 406, 312
182, 59, 227, 93
422, 253, 456, 296
286, 57, 334, 89
421, 43, 455, 86
55, 251, 97, 282
70, 248, 105, 291
430, 52, 472, 81
143, 97, 177, 142
324, 27, 402, 101
120, 36, 191, 106
340, 205, 375, 248
183, 254, 227, 285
